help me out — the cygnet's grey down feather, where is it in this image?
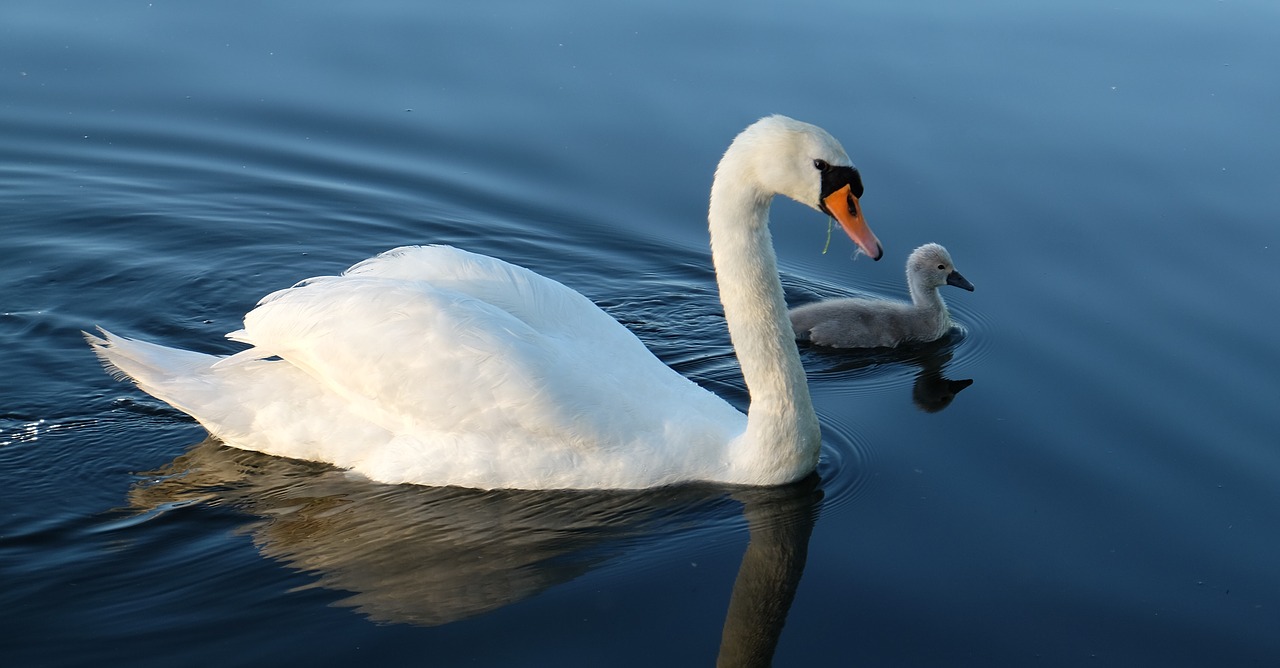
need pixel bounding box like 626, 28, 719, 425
790, 243, 974, 349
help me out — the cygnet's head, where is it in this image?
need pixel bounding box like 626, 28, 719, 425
908, 243, 975, 291
719, 115, 882, 260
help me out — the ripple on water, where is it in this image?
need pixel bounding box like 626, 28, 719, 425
940, 298, 997, 374
814, 418, 876, 514
795, 331, 971, 397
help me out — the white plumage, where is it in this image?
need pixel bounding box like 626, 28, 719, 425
88, 115, 883, 490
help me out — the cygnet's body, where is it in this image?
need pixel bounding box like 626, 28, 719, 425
790, 243, 974, 349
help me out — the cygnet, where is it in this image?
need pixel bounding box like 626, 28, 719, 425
790, 243, 974, 349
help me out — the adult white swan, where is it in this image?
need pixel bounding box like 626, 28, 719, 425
88, 115, 883, 490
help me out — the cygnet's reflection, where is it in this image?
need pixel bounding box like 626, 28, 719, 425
127, 440, 821, 664
800, 332, 975, 412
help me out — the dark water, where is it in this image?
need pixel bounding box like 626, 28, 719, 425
3, 0, 1278, 665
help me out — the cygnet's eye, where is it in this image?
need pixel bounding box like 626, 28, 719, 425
938, 264, 946, 270
813, 159, 829, 171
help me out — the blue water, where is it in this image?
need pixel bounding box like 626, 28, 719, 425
3, 0, 1279, 665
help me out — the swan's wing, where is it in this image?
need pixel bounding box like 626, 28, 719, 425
219, 246, 742, 487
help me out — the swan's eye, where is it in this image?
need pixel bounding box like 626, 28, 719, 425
938, 264, 946, 270
813, 159, 829, 171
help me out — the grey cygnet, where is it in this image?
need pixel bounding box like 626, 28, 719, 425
790, 243, 974, 349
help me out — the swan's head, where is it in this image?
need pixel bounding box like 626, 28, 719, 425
721, 115, 883, 260
908, 243, 975, 291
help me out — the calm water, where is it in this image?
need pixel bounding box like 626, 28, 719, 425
3, 0, 1278, 665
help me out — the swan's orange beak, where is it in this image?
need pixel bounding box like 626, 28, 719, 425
822, 184, 882, 261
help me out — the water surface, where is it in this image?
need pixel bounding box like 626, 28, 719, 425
2, 0, 1278, 665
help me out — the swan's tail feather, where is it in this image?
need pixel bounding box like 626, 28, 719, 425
85, 329, 137, 383
85, 328, 222, 415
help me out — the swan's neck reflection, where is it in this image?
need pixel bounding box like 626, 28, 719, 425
127, 440, 821, 664
718, 484, 820, 667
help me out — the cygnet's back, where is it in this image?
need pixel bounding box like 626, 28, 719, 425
790, 243, 974, 349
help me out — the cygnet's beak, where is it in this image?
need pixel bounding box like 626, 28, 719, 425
946, 270, 975, 291
821, 184, 882, 261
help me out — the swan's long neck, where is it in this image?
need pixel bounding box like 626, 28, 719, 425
708, 162, 821, 485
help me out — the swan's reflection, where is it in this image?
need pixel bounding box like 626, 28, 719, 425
717, 484, 819, 668
128, 439, 820, 663
801, 332, 975, 412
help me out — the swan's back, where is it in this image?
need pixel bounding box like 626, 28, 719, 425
337, 246, 625, 341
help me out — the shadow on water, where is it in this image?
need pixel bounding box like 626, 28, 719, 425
125, 439, 820, 666
800, 331, 975, 413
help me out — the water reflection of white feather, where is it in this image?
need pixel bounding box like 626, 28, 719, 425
126, 439, 818, 664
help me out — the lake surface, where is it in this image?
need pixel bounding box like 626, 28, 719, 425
3, 0, 1278, 665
